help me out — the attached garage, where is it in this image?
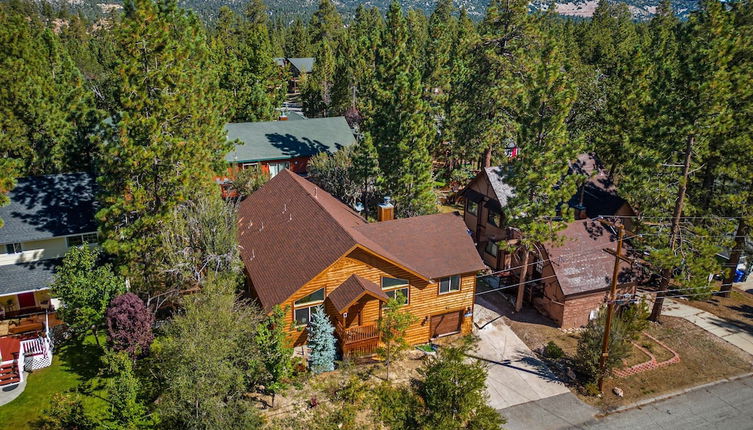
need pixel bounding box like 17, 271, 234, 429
430, 311, 463, 338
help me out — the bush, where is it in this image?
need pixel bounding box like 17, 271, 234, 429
231, 165, 268, 198
106, 292, 154, 358
575, 300, 650, 383
371, 383, 421, 430
35, 393, 97, 430
544, 341, 565, 359
582, 382, 601, 397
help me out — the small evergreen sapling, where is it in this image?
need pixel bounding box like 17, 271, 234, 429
308, 305, 337, 374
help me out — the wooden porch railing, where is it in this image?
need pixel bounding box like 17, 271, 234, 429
335, 322, 379, 345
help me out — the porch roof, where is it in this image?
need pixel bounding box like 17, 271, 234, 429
327, 275, 388, 313
0, 260, 58, 297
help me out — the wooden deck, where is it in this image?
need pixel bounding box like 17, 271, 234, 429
335, 322, 380, 358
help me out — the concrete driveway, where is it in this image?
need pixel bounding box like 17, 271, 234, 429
473, 302, 572, 409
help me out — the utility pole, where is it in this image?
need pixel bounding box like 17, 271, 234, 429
650, 136, 694, 322
598, 222, 624, 393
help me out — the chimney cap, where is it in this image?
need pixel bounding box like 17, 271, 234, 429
379, 196, 393, 208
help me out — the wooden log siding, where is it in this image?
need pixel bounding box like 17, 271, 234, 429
280, 247, 477, 347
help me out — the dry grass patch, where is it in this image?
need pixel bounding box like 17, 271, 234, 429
582, 316, 753, 412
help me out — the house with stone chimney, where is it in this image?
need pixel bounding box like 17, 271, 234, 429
460, 153, 638, 328
236, 170, 485, 356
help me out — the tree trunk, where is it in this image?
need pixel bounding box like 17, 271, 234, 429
481, 146, 492, 168
515, 249, 530, 312
92, 326, 101, 347
720, 219, 749, 297
650, 136, 693, 322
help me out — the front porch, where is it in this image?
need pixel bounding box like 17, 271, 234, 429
335, 322, 380, 358
324, 275, 387, 358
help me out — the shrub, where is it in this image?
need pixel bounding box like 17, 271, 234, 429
35, 393, 97, 430
106, 292, 154, 358
544, 341, 565, 359
575, 300, 650, 383
231, 165, 268, 198
371, 383, 421, 430
582, 382, 601, 397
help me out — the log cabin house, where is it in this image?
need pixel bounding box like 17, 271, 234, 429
461, 154, 638, 328
237, 170, 485, 356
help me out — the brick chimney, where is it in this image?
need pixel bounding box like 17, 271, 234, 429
377, 196, 394, 222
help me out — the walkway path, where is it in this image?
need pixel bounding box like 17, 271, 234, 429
0, 373, 27, 407
662, 299, 753, 355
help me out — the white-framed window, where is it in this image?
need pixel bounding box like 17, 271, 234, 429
66, 233, 99, 248
5, 243, 22, 254
466, 200, 478, 217
438, 275, 461, 294
241, 162, 259, 169
382, 277, 410, 305
293, 288, 325, 326
485, 240, 498, 257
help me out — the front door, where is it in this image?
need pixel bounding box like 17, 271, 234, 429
345, 303, 362, 328
17, 292, 36, 309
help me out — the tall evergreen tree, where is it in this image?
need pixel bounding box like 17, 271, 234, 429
0, 5, 100, 175
212, 1, 283, 123
369, 1, 437, 217
285, 17, 311, 57
301, 39, 336, 117
308, 0, 343, 46
98, 0, 231, 291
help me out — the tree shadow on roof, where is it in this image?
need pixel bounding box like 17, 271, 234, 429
7, 173, 97, 239
265, 132, 338, 158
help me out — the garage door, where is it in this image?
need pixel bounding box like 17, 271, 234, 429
430, 311, 462, 338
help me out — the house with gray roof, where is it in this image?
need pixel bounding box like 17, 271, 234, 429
273, 57, 315, 93
460, 154, 637, 328
223, 116, 356, 179
0, 172, 98, 320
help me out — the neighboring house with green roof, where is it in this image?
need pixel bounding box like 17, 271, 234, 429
222, 116, 357, 179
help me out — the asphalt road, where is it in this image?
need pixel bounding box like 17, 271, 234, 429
500, 375, 753, 430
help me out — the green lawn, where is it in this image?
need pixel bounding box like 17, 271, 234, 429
0, 335, 107, 429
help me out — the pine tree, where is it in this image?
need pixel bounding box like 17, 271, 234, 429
212, 1, 283, 122
0, 5, 100, 175
350, 132, 383, 217
368, 1, 437, 217
424, 0, 457, 107
309, 0, 343, 46
98, 0, 230, 291
285, 17, 311, 57
301, 39, 336, 117
307, 305, 336, 374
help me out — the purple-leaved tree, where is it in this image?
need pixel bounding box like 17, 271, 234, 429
106, 293, 154, 358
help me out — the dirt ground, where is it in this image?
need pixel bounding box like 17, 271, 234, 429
590, 316, 753, 411
481, 291, 753, 412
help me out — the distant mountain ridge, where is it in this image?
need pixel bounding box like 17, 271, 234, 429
58, 0, 700, 22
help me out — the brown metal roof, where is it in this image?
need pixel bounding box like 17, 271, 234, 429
237, 170, 485, 311
545, 220, 636, 297
327, 274, 388, 313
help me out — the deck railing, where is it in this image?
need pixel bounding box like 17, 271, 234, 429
335, 322, 379, 345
